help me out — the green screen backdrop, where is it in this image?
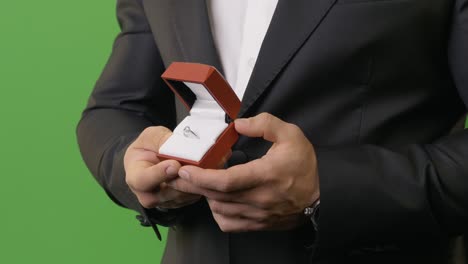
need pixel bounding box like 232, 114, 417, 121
1, 1, 468, 264
0, 1, 167, 263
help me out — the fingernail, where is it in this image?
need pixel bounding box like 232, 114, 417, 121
179, 170, 190, 180
166, 166, 177, 176
235, 118, 248, 126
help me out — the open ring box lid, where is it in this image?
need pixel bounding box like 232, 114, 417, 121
157, 62, 241, 169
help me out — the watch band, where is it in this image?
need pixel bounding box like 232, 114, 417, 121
304, 198, 320, 231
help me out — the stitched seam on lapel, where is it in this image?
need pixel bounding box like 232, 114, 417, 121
357, 57, 375, 144
239, 0, 339, 117
171, 2, 188, 61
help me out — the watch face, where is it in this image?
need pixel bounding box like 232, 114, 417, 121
304, 207, 314, 216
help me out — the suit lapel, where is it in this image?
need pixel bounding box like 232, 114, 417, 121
143, 0, 223, 74
143, 0, 337, 117
239, 0, 338, 117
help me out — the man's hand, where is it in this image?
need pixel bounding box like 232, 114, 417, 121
169, 113, 320, 232
124, 127, 201, 209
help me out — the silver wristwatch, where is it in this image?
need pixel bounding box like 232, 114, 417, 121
304, 199, 320, 231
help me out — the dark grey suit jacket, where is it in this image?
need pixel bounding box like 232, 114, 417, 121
77, 0, 468, 263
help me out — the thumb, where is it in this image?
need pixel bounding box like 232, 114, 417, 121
234, 113, 295, 143
131, 126, 173, 153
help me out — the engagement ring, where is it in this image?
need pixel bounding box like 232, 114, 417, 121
183, 126, 200, 139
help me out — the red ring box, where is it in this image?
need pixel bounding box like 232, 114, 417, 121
157, 62, 241, 169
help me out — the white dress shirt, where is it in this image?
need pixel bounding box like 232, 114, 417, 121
207, 0, 279, 100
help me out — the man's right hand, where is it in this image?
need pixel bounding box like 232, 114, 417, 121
124, 127, 201, 209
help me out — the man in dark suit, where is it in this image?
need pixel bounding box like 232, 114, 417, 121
77, 0, 468, 263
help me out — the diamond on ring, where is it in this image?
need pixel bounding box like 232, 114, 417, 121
183, 126, 200, 139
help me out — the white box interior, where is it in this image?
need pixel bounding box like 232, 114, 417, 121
158, 82, 228, 162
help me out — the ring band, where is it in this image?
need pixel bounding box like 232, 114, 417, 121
183, 126, 200, 139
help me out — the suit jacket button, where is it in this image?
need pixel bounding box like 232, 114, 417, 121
136, 214, 151, 227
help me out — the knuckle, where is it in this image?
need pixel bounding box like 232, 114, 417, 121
254, 222, 268, 231
285, 119, 298, 128
141, 127, 157, 138
257, 194, 274, 209
126, 169, 150, 191
258, 112, 272, 120
219, 222, 235, 233
285, 123, 303, 138
143, 126, 171, 143
123, 153, 132, 168
125, 173, 137, 189
143, 126, 167, 135
176, 183, 189, 193
213, 215, 229, 232
219, 172, 234, 192
220, 180, 233, 192
261, 161, 274, 178
257, 210, 271, 222
290, 124, 305, 138
138, 195, 158, 209
242, 222, 257, 232
287, 123, 301, 133
210, 201, 222, 214
259, 112, 273, 125
219, 224, 230, 233
246, 222, 259, 231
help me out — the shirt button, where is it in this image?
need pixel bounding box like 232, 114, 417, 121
248, 57, 256, 68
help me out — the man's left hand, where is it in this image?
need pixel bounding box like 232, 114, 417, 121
168, 113, 320, 232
